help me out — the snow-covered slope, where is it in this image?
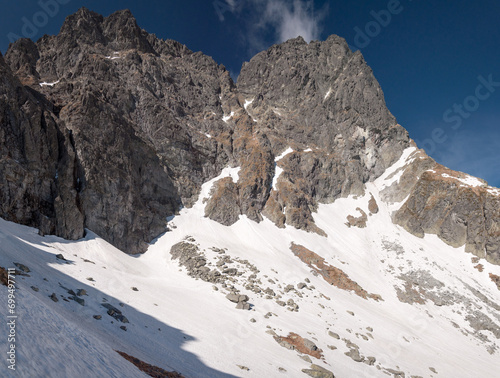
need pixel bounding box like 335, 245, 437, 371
1, 148, 500, 378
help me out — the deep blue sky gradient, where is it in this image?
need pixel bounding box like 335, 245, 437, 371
1, 0, 498, 186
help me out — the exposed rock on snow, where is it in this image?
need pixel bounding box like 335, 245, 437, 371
116, 350, 184, 377
346, 207, 368, 228
302, 364, 335, 378
368, 194, 379, 214
290, 243, 382, 301
273, 332, 323, 359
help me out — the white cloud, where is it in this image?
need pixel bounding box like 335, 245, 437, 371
262, 0, 323, 43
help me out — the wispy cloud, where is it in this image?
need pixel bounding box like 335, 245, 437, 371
260, 0, 325, 43
224, 0, 327, 54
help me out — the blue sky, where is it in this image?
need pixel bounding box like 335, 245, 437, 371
1, 0, 498, 186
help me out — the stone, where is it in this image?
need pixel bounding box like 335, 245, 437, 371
297, 282, 307, 289
31, 286, 39, 292
76, 289, 87, 296
364, 356, 376, 366
328, 331, 340, 339
303, 339, 318, 352
301, 364, 335, 378
346, 208, 368, 228
102, 303, 129, 323
299, 355, 312, 363
71, 296, 85, 306
13, 263, 30, 273
49, 293, 59, 302
56, 254, 67, 261
93, 315, 102, 320
368, 194, 379, 214
235, 301, 250, 310
345, 348, 364, 362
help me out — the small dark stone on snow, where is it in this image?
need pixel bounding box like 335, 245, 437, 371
131, 287, 138, 291
49, 293, 58, 302
71, 296, 85, 306
120, 326, 127, 331
328, 331, 340, 339
13, 263, 30, 273
77, 289, 87, 296
236, 301, 251, 310
93, 315, 102, 320
56, 254, 66, 261
31, 286, 39, 292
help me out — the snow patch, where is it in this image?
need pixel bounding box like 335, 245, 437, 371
441, 173, 485, 188
222, 111, 234, 123
487, 187, 500, 196
244, 99, 254, 110
374, 147, 417, 190
324, 87, 332, 101
275, 147, 294, 162
39, 80, 60, 87
272, 165, 284, 190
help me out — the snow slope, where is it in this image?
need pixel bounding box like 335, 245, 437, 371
1, 148, 500, 378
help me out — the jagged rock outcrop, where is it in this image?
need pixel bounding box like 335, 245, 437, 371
393, 166, 500, 264
204, 177, 241, 225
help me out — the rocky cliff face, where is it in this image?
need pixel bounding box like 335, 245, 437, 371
1, 8, 498, 261
4, 8, 236, 253
0, 51, 84, 240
